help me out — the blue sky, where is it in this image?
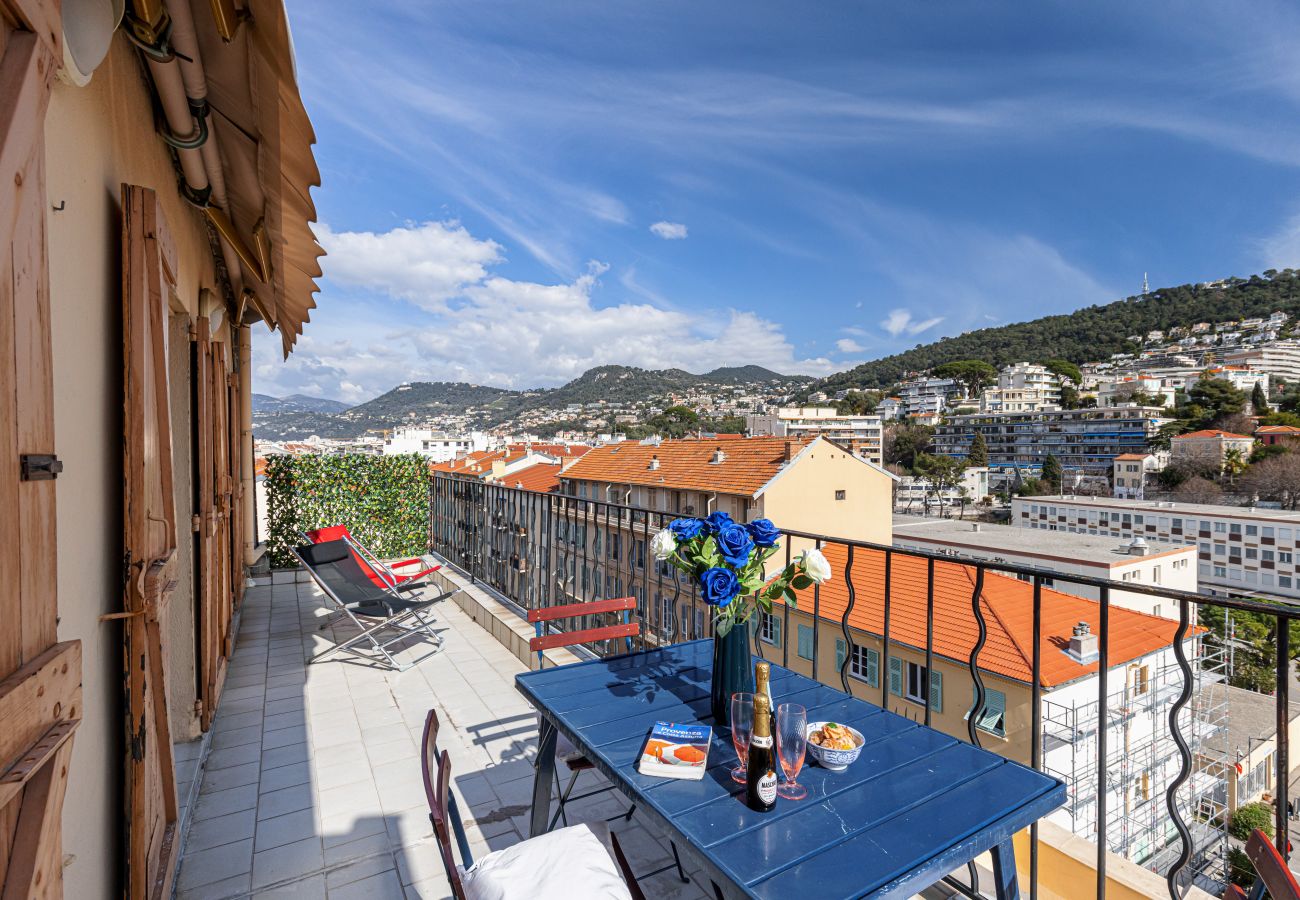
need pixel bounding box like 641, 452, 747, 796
256, 0, 1300, 404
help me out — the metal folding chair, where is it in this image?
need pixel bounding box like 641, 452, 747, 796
294, 539, 454, 671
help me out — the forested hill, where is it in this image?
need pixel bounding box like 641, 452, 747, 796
816, 271, 1300, 393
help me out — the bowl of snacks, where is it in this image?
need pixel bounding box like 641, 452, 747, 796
806, 721, 864, 772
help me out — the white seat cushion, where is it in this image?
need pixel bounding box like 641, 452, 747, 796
460, 821, 632, 900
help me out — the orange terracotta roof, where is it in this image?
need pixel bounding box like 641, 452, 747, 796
784, 544, 1190, 688
561, 436, 817, 496
1114, 453, 1151, 461
1256, 425, 1300, 434
502, 462, 561, 493
1173, 430, 1253, 441
429, 449, 506, 475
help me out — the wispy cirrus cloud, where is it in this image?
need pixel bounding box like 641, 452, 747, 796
880, 309, 945, 338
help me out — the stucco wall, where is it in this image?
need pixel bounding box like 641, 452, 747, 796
45, 35, 222, 900
760, 440, 893, 546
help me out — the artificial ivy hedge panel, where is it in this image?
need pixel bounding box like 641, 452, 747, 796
265, 454, 430, 568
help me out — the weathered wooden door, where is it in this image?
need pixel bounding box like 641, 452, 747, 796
121, 184, 181, 900
0, 2, 82, 898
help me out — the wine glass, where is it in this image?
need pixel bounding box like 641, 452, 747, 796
775, 703, 808, 800
729, 692, 754, 785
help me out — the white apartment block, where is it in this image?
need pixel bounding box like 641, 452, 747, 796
1012, 495, 1300, 601
997, 362, 1063, 403
1225, 339, 1300, 383
892, 517, 1196, 618
746, 406, 884, 465
382, 427, 493, 460
1112, 452, 1166, 500
897, 376, 960, 417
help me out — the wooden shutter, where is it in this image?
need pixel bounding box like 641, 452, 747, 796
888, 656, 903, 696
929, 669, 944, 713
121, 184, 181, 900
834, 638, 846, 673
768, 615, 781, 648
0, 4, 82, 898
865, 648, 880, 689
797, 624, 813, 660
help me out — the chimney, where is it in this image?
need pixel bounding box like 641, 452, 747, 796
782, 439, 797, 462
1068, 622, 1099, 664
710, 447, 726, 464
971, 523, 981, 533
648, 454, 660, 471
1128, 537, 1149, 556
491, 459, 506, 479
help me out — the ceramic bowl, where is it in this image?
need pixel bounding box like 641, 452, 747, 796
805, 721, 864, 772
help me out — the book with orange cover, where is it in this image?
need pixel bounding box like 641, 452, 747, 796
637, 721, 711, 780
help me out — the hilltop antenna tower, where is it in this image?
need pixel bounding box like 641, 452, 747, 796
1142, 272, 1150, 295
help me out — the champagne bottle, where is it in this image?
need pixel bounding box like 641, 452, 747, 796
746, 694, 778, 812
755, 661, 776, 735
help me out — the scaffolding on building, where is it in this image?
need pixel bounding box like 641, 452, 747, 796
1040, 637, 1230, 888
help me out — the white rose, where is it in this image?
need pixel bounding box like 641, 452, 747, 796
650, 529, 678, 561
800, 548, 832, 584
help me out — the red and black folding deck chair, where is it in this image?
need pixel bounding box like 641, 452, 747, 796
302, 524, 440, 592
1224, 828, 1300, 900
294, 539, 455, 671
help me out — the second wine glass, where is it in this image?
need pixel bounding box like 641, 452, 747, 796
775, 703, 808, 800
729, 692, 754, 785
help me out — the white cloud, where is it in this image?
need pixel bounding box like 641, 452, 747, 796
257, 221, 837, 400
880, 308, 945, 338
835, 338, 865, 353
650, 221, 689, 240
317, 221, 501, 311
1260, 212, 1300, 269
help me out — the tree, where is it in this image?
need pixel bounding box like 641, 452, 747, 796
1174, 476, 1223, 504
1252, 381, 1270, 414
1258, 411, 1300, 428
885, 423, 934, 472
913, 453, 965, 516
836, 390, 880, 415
1229, 802, 1275, 840
1041, 454, 1062, 492
1042, 359, 1082, 386
1188, 378, 1247, 423
1223, 447, 1249, 484
1058, 384, 1081, 409
967, 431, 988, 467
1243, 452, 1300, 509
932, 360, 998, 398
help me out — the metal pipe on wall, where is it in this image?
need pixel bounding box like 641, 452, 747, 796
237, 324, 256, 553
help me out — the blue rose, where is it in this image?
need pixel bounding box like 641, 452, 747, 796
746, 518, 780, 548
704, 510, 734, 533
715, 522, 754, 567
699, 567, 741, 607
669, 517, 704, 541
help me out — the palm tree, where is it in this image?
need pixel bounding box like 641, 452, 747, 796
1223, 447, 1248, 485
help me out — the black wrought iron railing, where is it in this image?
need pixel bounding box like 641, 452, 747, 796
428, 472, 1295, 899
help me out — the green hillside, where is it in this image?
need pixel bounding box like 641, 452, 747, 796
816, 270, 1300, 393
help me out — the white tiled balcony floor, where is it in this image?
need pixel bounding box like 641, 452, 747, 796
174, 577, 713, 899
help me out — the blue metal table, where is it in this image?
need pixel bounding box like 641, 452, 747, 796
516, 640, 1065, 900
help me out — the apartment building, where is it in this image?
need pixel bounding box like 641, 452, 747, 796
745, 406, 884, 465
897, 377, 961, 417
545, 436, 895, 641
934, 406, 1168, 486
1198, 684, 1300, 816
1011, 495, 1300, 600
892, 517, 1196, 618
1112, 452, 1166, 500
382, 427, 493, 460
763, 547, 1219, 871
979, 363, 1062, 412
1169, 430, 1255, 468
1226, 339, 1300, 382
1097, 376, 1176, 409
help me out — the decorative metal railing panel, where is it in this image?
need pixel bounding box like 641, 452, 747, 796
428, 472, 1295, 899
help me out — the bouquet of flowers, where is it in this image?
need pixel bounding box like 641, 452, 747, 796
650, 511, 832, 636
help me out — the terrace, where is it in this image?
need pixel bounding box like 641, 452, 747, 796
170, 470, 1297, 899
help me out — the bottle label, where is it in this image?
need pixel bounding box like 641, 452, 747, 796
751, 735, 773, 749
757, 771, 777, 804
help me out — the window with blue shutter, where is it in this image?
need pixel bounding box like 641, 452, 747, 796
760, 613, 782, 647
929, 670, 943, 713
866, 648, 879, 688
888, 657, 903, 696
835, 639, 846, 673
974, 687, 1007, 736
797, 624, 814, 660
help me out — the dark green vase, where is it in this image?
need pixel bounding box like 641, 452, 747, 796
711, 616, 755, 724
